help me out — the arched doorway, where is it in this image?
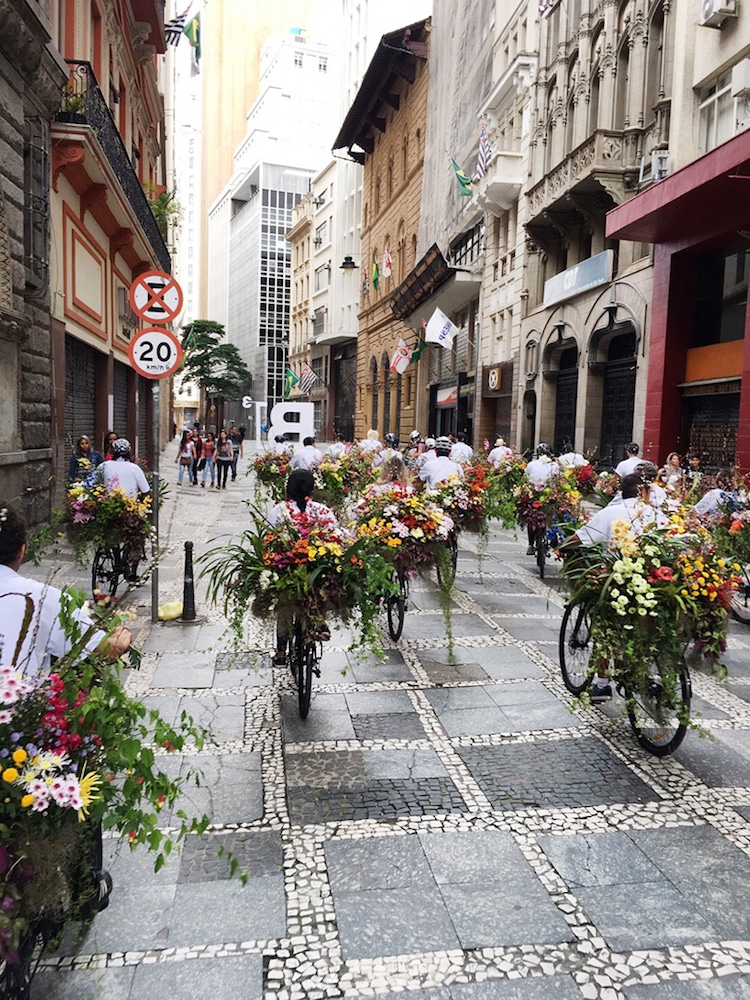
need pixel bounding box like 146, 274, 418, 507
382, 351, 391, 435
599, 330, 636, 467
554, 347, 578, 454
522, 389, 537, 456
370, 357, 379, 431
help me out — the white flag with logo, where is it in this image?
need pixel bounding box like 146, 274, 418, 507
424, 307, 458, 349
389, 337, 413, 375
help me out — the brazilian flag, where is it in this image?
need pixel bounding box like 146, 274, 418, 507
410, 338, 426, 365
183, 11, 201, 63
450, 157, 472, 197
284, 367, 299, 399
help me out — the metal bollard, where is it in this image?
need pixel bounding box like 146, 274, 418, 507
182, 541, 196, 621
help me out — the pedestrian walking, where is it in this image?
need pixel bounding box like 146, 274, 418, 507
201, 432, 216, 487
103, 430, 118, 461
175, 430, 195, 486
68, 435, 104, 482
215, 430, 233, 489
190, 427, 203, 486
228, 423, 243, 481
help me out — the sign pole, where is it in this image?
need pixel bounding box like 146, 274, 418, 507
151, 381, 160, 624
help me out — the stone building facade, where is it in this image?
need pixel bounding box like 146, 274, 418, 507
0, 0, 68, 522
333, 19, 431, 442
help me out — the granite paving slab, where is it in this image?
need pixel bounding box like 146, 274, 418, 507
31, 965, 136, 1000
61, 883, 175, 954
326, 833, 434, 891
281, 694, 357, 742
351, 712, 427, 740
344, 689, 415, 714
419, 829, 539, 883
404, 613, 497, 639
178, 829, 284, 882
168, 875, 286, 947
164, 751, 263, 825
130, 954, 264, 1000
439, 880, 574, 948
347, 650, 413, 683
489, 618, 563, 642
448, 978, 583, 999
151, 653, 216, 688
673, 735, 750, 786
623, 976, 750, 998
538, 831, 663, 887
458, 740, 659, 810
420, 658, 491, 683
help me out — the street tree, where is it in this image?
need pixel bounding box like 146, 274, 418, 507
179, 320, 252, 427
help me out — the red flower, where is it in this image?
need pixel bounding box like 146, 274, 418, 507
648, 566, 674, 583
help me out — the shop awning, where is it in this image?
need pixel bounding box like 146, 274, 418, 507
436, 385, 458, 407
606, 129, 750, 244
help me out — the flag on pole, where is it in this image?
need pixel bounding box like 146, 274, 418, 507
450, 156, 473, 196
383, 244, 393, 278
183, 9, 201, 64
409, 337, 426, 364
372, 255, 379, 291
298, 362, 320, 394
165, 8, 189, 45
283, 368, 299, 399
475, 122, 492, 180
389, 338, 413, 375
424, 307, 459, 349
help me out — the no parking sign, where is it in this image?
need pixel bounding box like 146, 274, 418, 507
129, 271, 183, 325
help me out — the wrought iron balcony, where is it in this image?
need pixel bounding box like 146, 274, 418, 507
56, 60, 170, 273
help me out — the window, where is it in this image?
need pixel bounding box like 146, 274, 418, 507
699, 71, 734, 154
314, 264, 329, 292
23, 116, 49, 298
314, 221, 327, 246
294, 52, 303, 68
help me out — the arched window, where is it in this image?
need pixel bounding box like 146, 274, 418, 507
645, 0, 665, 121
411, 234, 417, 267
402, 135, 409, 180
614, 42, 629, 129
374, 175, 381, 215
397, 219, 405, 280
382, 351, 391, 435
370, 356, 379, 429
387, 155, 394, 199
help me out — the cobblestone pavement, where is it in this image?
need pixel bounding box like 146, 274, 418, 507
26, 447, 750, 999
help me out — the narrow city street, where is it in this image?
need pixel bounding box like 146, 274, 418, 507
27, 447, 750, 1000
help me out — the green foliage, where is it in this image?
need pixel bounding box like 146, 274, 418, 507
143, 184, 183, 242
180, 320, 252, 403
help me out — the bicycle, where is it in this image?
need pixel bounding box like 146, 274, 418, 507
559, 595, 692, 756
92, 540, 146, 597
730, 563, 750, 625
385, 565, 409, 641
533, 524, 549, 579
286, 612, 322, 719
435, 530, 458, 589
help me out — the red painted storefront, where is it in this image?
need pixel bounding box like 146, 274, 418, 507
606, 129, 750, 471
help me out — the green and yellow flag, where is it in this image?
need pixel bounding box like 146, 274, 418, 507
183, 11, 201, 63
450, 156, 472, 197
283, 367, 299, 399
372, 255, 379, 291
410, 338, 426, 364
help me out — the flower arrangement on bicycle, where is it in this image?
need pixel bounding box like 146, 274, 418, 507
252, 451, 291, 503
0, 592, 209, 964
313, 452, 379, 516
353, 484, 455, 573
201, 507, 395, 655
561, 520, 738, 685
482, 457, 527, 529
515, 469, 583, 540
63, 479, 152, 564
425, 466, 489, 533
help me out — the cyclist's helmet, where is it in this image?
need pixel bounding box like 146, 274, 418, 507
385, 433, 399, 448
425, 437, 436, 450
435, 436, 452, 455
536, 443, 552, 457
111, 438, 131, 460
627, 442, 639, 455
410, 430, 421, 442
274, 434, 286, 444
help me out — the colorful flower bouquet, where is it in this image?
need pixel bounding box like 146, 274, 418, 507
201, 506, 396, 654
573, 463, 598, 496
353, 484, 455, 572
515, 469, 583, 534
561, 520, 738, 685
482, 457, 527, 529
312, 452, 380, 515
252, 450, 291, 503
425, 468, 488, 533
591, 471, 620, 508
0, 591, 209, 964
63, 478, 152, 564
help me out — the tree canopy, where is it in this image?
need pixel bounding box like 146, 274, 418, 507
179, 320, 252, 401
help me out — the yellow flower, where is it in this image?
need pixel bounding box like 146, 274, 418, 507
21, 794, 34, 808
77, 770, 102, 821
2, 768, 19, 783
12, 749, 27, 765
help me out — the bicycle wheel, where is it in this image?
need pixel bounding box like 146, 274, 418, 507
535, 525, 546, 579
386, 569, 408, 641
0, 916, 58, 1000
290, 617, 317, 719
436, 532, 458, 589
730, 567, 750, 625
122, 541, 146, 584
92, 546, 120, 597
559, 599, 594, 695
625, 656, 691, 756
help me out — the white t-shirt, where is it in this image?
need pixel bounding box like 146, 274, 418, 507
357, 438, 382, 454
101, 459, 150, 498
487, 445, 513, 466
524, 458, 559, 487
575, 497, 665, 547
693, 488, 732, 516
557, 452, 587, 468
372, 447, 400, 468
615, 455, 642, 477
418, 456, 465, 489
0, 565, 103, 677
326, 442, 347, 459
449, 442, 474, 463
289, 445, 323, 471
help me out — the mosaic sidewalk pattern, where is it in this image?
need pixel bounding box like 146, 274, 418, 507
29, 498, 750, 999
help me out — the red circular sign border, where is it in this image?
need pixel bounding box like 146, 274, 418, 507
129, 271, 184, 325
128, 327, 184, 380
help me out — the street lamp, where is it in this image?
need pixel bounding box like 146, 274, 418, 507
340, 255, 358, 271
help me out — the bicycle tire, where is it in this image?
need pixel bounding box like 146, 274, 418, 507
0, 915, 58, 1000
625, 656, 691, 756
730, 568, 750, 625
92, 546, 120, 597
535, 526, 546, 579
386, 570, 408, 641
123, 541, 146, 584
290, 617, 317, 719
559, 599, 594, 695
436, 532, 458, 589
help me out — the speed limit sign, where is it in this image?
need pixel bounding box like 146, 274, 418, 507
128, 327, 183, 380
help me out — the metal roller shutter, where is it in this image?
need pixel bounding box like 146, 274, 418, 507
113, 361, 129, 439
64, 335, 97, 454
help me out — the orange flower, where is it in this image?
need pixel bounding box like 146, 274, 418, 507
729, 520, 743, 535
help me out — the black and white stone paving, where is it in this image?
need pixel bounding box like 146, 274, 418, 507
25, 456, 750, 998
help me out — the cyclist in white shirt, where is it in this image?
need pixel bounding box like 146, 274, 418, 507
101, 439, 150, 498
524, 443, 559, 487
487, 437, 513, 466
615, 443, 642, 478
449, 433, 474, 464
419, 437, 465, 488
289, 437, 323, 471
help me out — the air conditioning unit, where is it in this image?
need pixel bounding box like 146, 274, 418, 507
311, 196, 325, 206
700, 0, 736, 27
732, 59, 750, 97
652, 148, 670, 181
313, 236, 322, 247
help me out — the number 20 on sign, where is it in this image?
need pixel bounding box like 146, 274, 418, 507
128, 327, 183, 380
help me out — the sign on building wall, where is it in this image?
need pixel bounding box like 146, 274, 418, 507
543, 250, 614, 309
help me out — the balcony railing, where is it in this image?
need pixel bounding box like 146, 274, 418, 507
56, 60, 170, 273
